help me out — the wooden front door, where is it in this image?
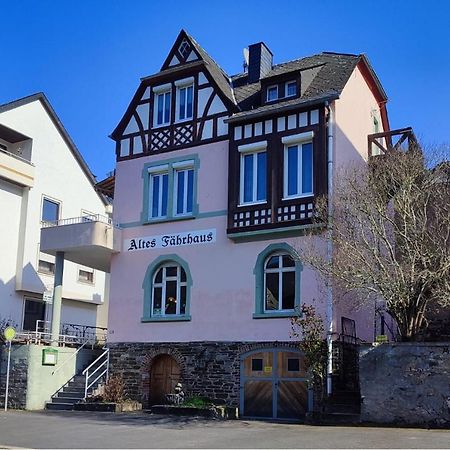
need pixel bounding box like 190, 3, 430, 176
150, 355, 181, 405
241, 349, 308, 420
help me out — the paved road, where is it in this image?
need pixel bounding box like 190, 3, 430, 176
0, 410, 448, 449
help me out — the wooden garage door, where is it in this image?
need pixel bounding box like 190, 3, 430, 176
241, 349, 308, 420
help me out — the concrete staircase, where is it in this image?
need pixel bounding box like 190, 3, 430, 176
46, 351, 107, 411
46, 374, 87, 410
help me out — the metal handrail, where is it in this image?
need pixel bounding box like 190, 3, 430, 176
0, 146, 34, 166
83, 348, 109, 399
52, 339, 90, 375
41, 214, 115, 228
82, 348, 109, 375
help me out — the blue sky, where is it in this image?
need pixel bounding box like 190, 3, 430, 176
1, 0, 449, 179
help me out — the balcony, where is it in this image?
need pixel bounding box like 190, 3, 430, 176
40, 215, 121, 272
0, 145, 35, 187
368, 127, 417, 156
227, 196, 317, 239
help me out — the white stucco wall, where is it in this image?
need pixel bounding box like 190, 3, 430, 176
0, 98, 109, 329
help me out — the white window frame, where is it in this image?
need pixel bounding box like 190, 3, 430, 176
77, 266, 95, 284
148, 164, 169, 219
153, 83, 172, 127
266, 85, 278, 102
152, 264, 187, 317
282, 131, 314, 200
238, 141, 268, 206
175, 77, 194, 123
41, 195, 61, 225
37, 259, 55, 276
22, 296, 47, 332
285, 81, 297, 97
263, 253, 296, 312
173, 160, 195, 217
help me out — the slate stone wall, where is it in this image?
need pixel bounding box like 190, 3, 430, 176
359, 343, 450, 427
0, 344, 29, 409
109, 341, 298, 408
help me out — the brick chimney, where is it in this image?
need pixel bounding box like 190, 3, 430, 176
247, 42, 273, 83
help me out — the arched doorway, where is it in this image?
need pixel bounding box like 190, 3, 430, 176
150, 354, 181, 405
240, 348, 309, 420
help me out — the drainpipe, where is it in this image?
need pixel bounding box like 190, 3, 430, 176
51, 251, 65, 346
325, 101, 334, 397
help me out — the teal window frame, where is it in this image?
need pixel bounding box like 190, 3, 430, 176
141, 154, 200, 225
253, 243, 302, 319
142, 254, 192, 322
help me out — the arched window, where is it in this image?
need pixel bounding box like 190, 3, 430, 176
152, 264, 187, 316
254, 243, 302, 318
264, 253, 296, 312
142, 255, 192, 322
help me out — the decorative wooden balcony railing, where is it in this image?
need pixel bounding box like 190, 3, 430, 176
368, 127, 418, 157
227, 196, 315, 236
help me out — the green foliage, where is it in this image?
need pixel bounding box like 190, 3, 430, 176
291, 303, 328, 392
181, 395, 213, 408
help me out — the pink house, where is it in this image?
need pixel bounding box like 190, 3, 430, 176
104, 30, 391, 419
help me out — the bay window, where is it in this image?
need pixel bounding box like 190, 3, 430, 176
239, 141, 267, 205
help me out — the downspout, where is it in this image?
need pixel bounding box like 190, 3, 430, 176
325, 101, 334, 396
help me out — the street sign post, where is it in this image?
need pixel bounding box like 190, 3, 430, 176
3, 326, 16, 412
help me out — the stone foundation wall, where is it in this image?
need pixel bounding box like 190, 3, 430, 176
0, 344, 29, 409
359, 343, 450, 427
109, 341, 298, 408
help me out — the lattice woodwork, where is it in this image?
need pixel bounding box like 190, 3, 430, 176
174, 124, 193, 146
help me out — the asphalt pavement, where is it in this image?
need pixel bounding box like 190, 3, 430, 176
0, 410, 448, 449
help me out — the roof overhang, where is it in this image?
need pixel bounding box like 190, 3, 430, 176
225, 94, 339, 124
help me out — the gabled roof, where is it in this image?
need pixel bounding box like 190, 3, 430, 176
111, 30, 237, 140
112, 31, 389, 136
228, 52, 384, 122
0, 92, 107, 205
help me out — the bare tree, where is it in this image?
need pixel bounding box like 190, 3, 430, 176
303, 144, 450, 341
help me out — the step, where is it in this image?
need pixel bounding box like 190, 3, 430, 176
325, 403, 361, 414
52, 396, 83, 404
58, 391, 85, 399
62, 387, 85, 393
46, 402, 76, 411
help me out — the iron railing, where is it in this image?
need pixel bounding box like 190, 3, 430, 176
0, 146, 34, 166
41, 214, 118, 228
83, 348, 109, 399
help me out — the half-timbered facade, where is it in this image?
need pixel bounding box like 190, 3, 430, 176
107, 30, 389, 420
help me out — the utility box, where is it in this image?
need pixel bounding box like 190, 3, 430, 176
42, 348, 58, 366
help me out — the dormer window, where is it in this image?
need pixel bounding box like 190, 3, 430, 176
267, 85, 278, 102
285, 81, 297, 97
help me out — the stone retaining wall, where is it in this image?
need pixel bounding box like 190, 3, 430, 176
0, 344, 29, 409
109, 341, 298, 408
359, 343, 450, 427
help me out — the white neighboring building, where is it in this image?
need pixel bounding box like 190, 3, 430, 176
0, 93, 109, 333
